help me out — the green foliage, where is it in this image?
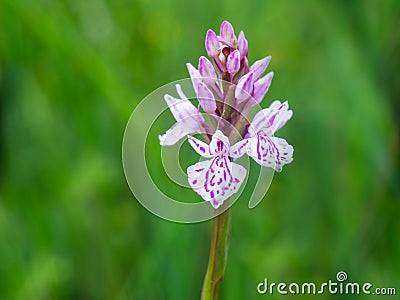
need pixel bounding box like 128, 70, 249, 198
0, 0, 399, 299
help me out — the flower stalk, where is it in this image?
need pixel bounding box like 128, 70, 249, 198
201, 207, 232, 300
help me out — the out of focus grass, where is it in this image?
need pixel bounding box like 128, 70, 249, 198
0, 0, 399, 299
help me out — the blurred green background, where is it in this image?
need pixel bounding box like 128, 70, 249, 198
1, 0, 399, 299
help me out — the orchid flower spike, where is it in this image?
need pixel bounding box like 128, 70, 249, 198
159, 21, 294, 208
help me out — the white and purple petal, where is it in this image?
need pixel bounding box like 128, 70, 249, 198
187, 159, 212, 197
186, 62, 202, 95
235, 71, 254, 103
219, 21, 236, 45
188, 158, 247, 208
187, 135, 212, 158
205, 29, 220, 58
237, 31, 248, 59
198, 56, 217, 79
248, 100, 292, 135
249, 56, 271, 81
253, 72, 274, 104
230, 139, 249, 159
266, 101, 293, 134
226, 50, 241, 74
159, 118, 201, 146
246, 135, 293, 172
197, 82, 217, 113
209, 130, 230, 156
164, 85, 199, 122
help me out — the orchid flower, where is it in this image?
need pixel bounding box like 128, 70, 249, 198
246, 100, 294, 172
187, 130, 248, 208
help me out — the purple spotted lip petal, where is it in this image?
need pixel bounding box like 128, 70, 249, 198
187, 131, 247, 208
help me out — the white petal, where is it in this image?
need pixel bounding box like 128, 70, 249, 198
248, 101, 280, 135
186, 63, 202, 94
267, 101, 293, 134
249, 100, 292, 135
164, 91, 199, 123
246, 135, 293, 172
187, 157, 247, 208
159, 119, 200, 146
175, 84, 189, 101
187, 159, 212, 193
187, 136, 212, 158
230, 139, 249, 159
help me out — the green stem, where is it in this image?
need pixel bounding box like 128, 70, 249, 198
201, 208, 232, 300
